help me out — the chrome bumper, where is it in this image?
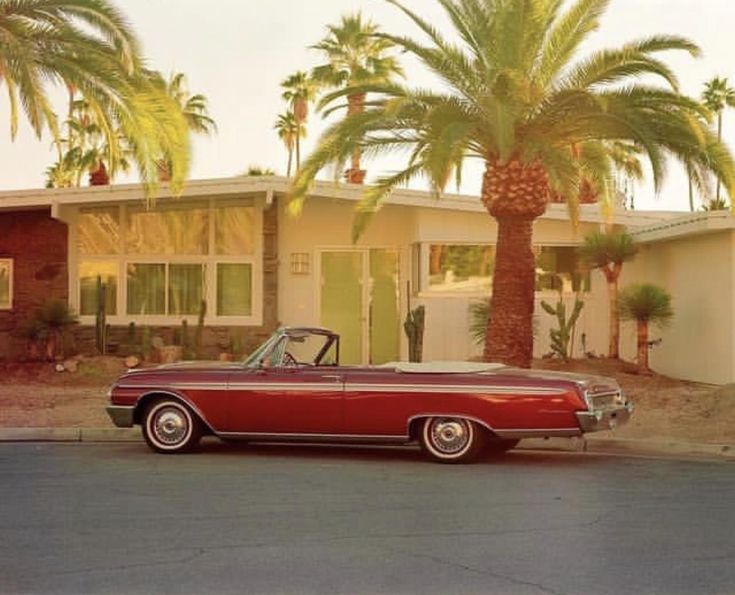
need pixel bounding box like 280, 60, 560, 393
106, 405, 135, 428
576, 402, 634, 433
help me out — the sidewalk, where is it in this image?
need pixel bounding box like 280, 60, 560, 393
0, 427, 732, 461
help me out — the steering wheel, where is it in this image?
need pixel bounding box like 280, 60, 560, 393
282, 352, 298, 367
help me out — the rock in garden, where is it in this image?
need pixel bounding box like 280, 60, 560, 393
124, 355, 141, 369
63, 359, 79, 373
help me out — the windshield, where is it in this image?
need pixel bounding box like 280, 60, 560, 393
242, 329, 339, 368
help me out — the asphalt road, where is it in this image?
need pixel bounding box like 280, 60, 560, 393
0, 441, 733, 595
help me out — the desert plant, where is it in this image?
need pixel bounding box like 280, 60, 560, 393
94, 277, 107, 355
195, 300, 207, 359
619, 284, 673, 374
404, 305, 425, 363
141, 326, 153, 361
469, 299, 491, 347
27, 300, 78, 361
578, 231, 638, 358
540, 295, 585, 360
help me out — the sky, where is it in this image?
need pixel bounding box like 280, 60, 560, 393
2, 0, 735, 211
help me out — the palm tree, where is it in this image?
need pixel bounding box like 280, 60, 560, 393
1, 0, 190, 193
619, 283, 673, 374
289, 0, 735, 368
578, 231, 637, 359
312, 12, 403, 183
147, 71, 216, 181
281, 71, 318, 172
274, 111, 301, 176
702, 77, 735, 206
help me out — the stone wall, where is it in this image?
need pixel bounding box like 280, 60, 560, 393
0, 209, 69, 359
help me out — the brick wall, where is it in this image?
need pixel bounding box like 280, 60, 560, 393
0, 209, 69, 359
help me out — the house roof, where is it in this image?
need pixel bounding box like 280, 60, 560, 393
0, 175, 683, 227
631, 210, 735, 243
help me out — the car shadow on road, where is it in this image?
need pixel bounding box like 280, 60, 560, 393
169, 438, 608, 468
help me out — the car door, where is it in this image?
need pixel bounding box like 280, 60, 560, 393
224, 367, 345, 435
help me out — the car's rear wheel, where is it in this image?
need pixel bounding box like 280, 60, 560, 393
420, 417, 485, 463
142, 399, 202, 454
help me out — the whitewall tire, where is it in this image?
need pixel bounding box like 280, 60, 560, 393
142, 399, 203, 454
420, 417, 485, 464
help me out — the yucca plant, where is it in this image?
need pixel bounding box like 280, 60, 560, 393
619, 283, 673, 374
289, 0, 735, 368
577, 230, 638, 359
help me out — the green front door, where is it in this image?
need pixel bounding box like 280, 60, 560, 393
320, 249, 400, 365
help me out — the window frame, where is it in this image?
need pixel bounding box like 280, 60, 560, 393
70, 199, 263, 326
414, 242, 589, 297
0, 258, 13, 310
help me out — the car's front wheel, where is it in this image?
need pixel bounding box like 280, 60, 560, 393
420, 417, 485, 463
142, 399, 202, 454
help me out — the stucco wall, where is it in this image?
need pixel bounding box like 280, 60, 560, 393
278, 196, 612, 363
622, 231, 734, 384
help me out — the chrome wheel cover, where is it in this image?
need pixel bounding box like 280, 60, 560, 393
428, 418, 471, 455
151, 405, 189, 446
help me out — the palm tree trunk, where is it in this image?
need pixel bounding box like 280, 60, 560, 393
604, 265, 622, 359
295, 128, 301, 172
688, 166, 694, 212
637, 319, 649, 373
716, 113, 723, 201
287, 148, 293, 177
483, 216, 536, 366
345, 93, 366, 184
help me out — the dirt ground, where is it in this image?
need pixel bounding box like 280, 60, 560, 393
0, 357, 733, 445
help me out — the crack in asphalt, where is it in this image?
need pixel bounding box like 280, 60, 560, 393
390, 547, 569, 595
41, 515, 605, 580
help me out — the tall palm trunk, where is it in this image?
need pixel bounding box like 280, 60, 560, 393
482, 158, 548, 367
345, 92, 366, 184
603, 264, 622, 358
286, 147, 293, 177
636, 319, 650, 373
295, 126, 302, 172
716, 112, 723, 202
687, 164, 694, 212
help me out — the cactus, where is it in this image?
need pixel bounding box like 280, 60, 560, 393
540, 296, 584, 360
195, 300, 206, 359
404, 305, 425, 363
141, 326, 152, 361
94, 276, 107, 355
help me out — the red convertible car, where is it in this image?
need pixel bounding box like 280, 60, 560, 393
106, 327, 632, 463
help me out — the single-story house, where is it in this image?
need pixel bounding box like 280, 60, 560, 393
0, 176, 729, 384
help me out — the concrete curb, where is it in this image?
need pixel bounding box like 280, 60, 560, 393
0, 428, 732, 460
518, 436, 735, 461
0, 427, 139, 442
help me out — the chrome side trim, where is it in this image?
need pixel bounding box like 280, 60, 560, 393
118, 382, 566, 395
348, 384, 567, 395
216, 431, 410, 443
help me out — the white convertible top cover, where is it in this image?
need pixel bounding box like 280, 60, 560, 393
379, 361, 507, 374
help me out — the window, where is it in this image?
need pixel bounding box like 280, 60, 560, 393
428, 245, 495, 293
535, 246, 590, 293
0, 259, 12, 309
217, 263, 252, 316
417, 244, 589, 294
74, 200, 260, 323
